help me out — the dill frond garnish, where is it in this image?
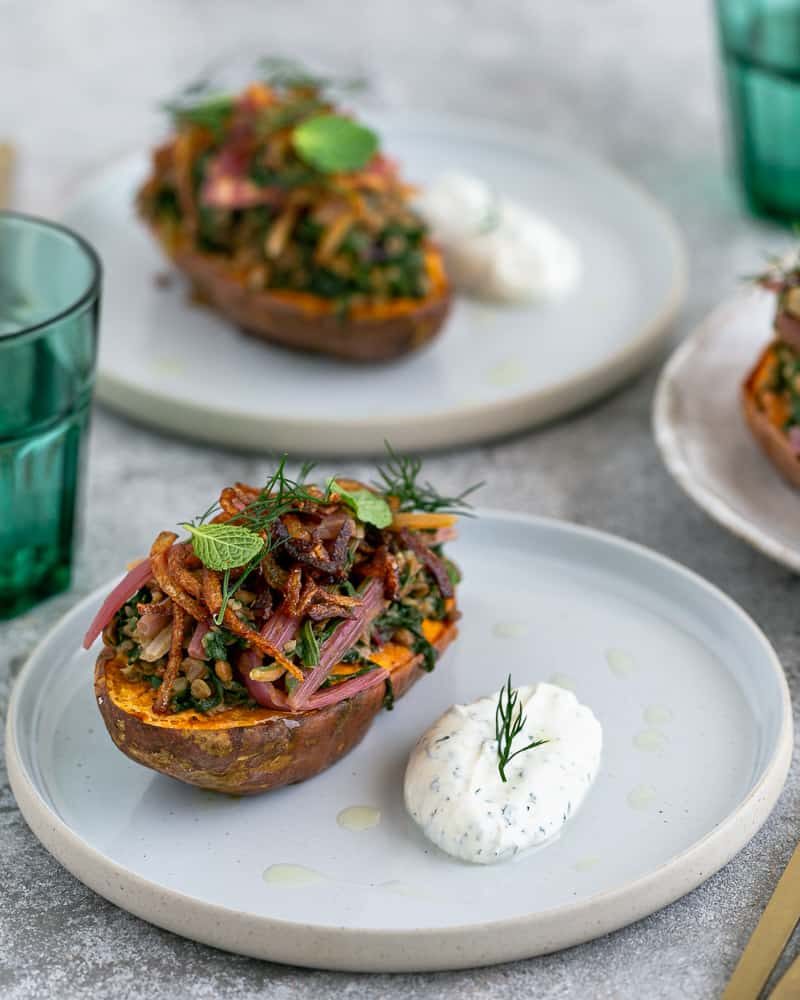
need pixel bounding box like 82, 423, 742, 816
374, 441, 482, 514
495, 676, 548, 783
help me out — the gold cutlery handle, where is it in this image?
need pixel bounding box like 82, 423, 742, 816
0, 143, 15, 210
770, 950, 800, 1000
723, 840, 800, 999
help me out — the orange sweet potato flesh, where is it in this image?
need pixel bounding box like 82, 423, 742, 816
147, 218, 451, 363
742, 343, 800, 489
94, 617, 458, 794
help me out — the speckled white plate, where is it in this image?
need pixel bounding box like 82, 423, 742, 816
6, 512, 790, 971
60, 111, 685, 455
654, 291, 800, 571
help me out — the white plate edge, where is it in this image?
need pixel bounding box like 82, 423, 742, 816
5, 511, 791, 972
652, 293, 800, 573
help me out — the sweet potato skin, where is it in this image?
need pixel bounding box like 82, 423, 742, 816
94, 620, 457, 795
149, 220, 451, 362
742, 344, 800, 489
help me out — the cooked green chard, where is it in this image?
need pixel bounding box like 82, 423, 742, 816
298, 619, 321, 667
374, 603, 439, 673
202, 628, 239, 661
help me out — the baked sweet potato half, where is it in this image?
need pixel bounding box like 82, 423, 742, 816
84, 450, 473, 794
742, 343, 800, 488
95, 618, 457, 795
138, 73, 451, 361
742, 269, 800, 488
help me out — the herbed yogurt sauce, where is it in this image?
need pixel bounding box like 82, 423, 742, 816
416, 172, 581, 304
404, 682, 602, 864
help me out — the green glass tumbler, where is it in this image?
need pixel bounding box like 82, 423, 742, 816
716, 0, 800, 220
0, 213, 101, 618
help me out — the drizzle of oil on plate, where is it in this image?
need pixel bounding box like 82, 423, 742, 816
263, 864, 328, 887
627, 784, 657, 810
492, 621, 530, 639
337, 805, 381, 832
486, 359, 525, 387
633, 729, 667, 753
643, 704, 673, 727
606, 648, 637, 678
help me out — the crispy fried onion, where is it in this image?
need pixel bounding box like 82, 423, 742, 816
200, 567, 301, 679
358, 545, 400, 600
218, 483, 260, 517
153, 604, 187, 714
272, 515, 354, 579
150, 532, 209, 622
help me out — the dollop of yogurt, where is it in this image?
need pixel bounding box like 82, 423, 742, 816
415, 172, 580, 303
404, 682, 601, 864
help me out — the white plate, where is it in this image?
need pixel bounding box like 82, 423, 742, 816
7, 511, 790, 971
62, 111, 686, 455
654, 292, 800, 571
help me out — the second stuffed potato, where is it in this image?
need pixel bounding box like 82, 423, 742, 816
743, 269, 800, 487
138, 71, 451, 361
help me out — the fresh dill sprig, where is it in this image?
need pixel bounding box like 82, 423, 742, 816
747, 244, 800, 291
495, 676, 548, 783
240, 456, 319, 528
194, 456, 323, 539
374, 441, 482, 514
162, 58, 365, 137
214, 552, 262, 626
187, 456, 323, 623
256, 56, 367, 96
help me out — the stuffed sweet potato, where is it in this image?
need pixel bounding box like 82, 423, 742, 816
742, 270, 800, 487
84, 450, 473, 794
138, 71, 451, 361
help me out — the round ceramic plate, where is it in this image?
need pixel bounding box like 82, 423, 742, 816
654, 291, 800, 571
61, 111, 685, 455
7, 512, 790, 971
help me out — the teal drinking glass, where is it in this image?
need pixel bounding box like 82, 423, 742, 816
0, 213, 101, 618
716, 0, 800, 220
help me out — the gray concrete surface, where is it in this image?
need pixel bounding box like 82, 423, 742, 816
2, 1, 800, 996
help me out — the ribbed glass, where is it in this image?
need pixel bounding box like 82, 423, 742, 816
716, 0, 800, 220
0, 213, 100, 618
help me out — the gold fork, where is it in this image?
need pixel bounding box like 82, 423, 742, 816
0, 143, 15, 210
722, 839, 800, 999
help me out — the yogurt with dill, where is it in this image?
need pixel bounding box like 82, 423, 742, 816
404, 682, 602, 864
415, 172, 580, 304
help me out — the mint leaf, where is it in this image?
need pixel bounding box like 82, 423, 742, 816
328, 479, 392, 529
292, 114, 378, 173
181, 522, 265, 571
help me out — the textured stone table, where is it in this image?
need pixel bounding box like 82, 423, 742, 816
3, 1, 800, 997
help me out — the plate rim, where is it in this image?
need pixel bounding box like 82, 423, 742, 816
6, 510, 792, 971
652, 292, 800, 573
67, 109, 687, 456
